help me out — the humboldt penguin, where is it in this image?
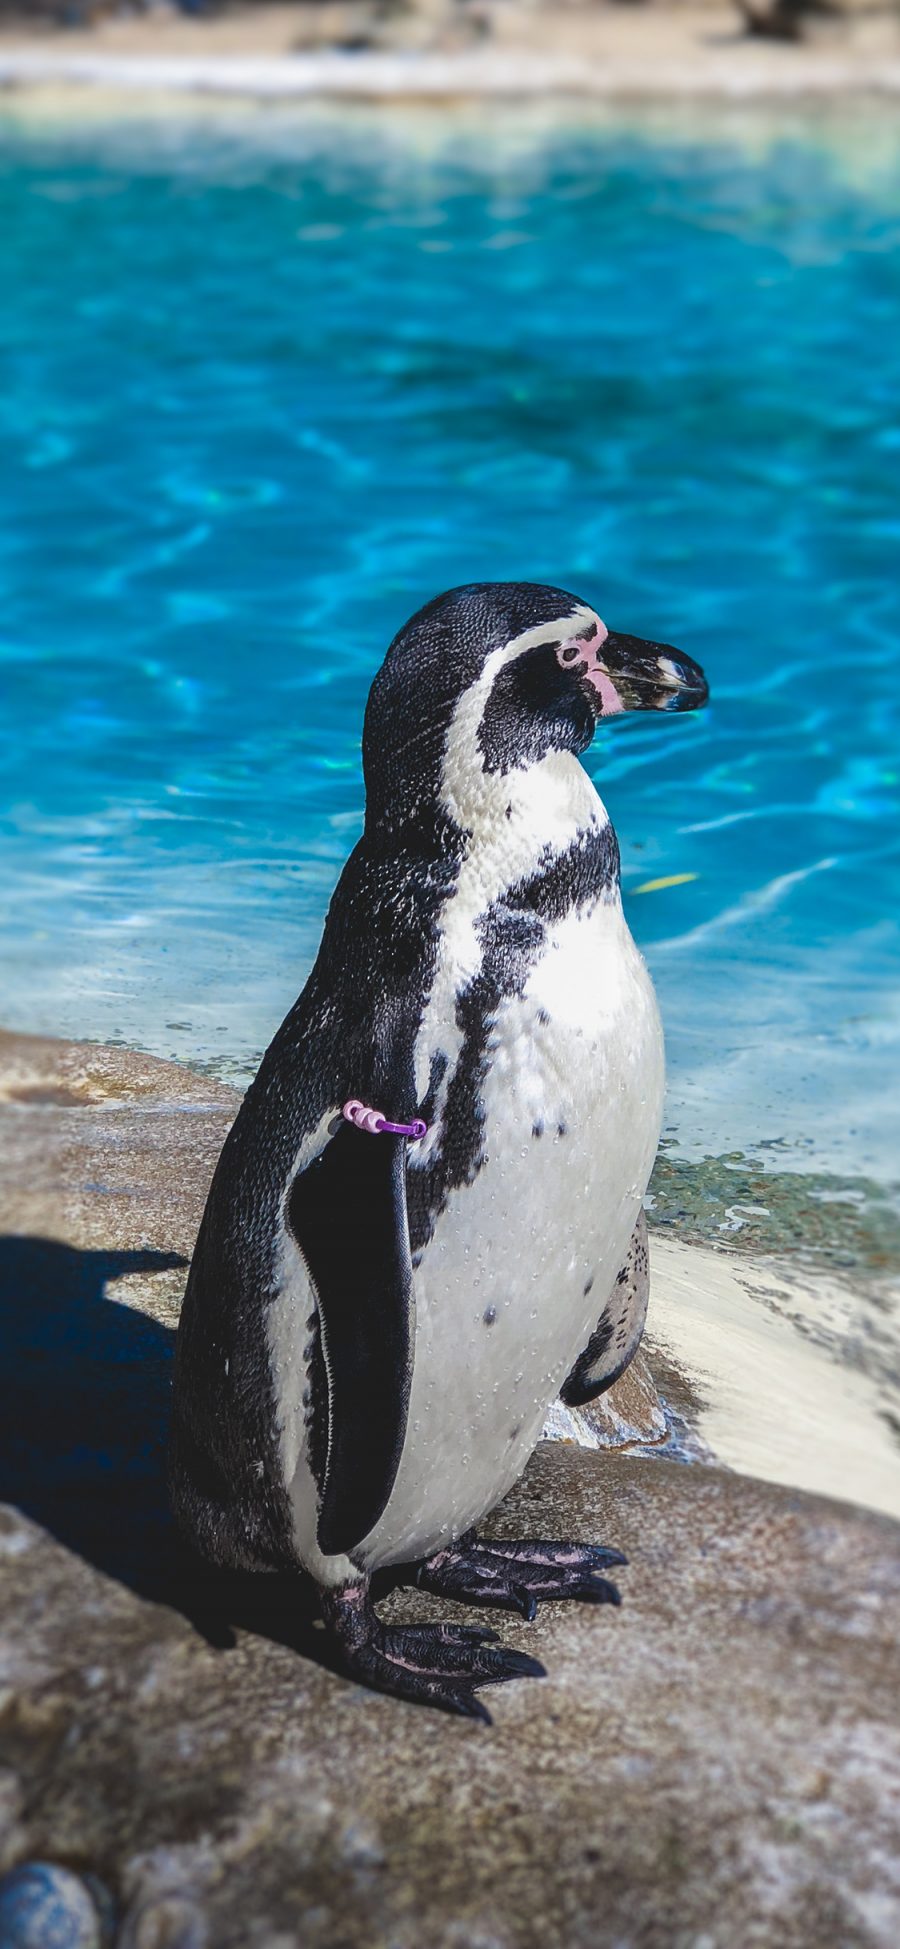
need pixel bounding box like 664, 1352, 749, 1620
169, 582, 708, 1720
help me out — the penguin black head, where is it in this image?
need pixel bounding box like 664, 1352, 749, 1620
363, 582, 707, 832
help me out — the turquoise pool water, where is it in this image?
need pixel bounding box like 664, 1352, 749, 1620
2, 108, 898, 1229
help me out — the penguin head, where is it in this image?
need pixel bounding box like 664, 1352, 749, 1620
363, 581, 707, 830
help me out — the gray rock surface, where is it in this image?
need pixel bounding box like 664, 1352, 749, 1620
1, 1030, 899, 1946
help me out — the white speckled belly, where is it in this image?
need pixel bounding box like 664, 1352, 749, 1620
355, 890, 665, 1574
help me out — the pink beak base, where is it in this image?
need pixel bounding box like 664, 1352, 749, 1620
556, 620, 625, 717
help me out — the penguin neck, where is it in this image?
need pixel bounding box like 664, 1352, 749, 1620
361, 748, 620, 917
444, 748, 618, 912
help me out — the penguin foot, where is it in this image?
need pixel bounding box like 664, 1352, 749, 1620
320, 1580, 546, 1723
416, 1534, 627, 1622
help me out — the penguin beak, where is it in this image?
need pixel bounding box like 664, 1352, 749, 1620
579, 631, 709, 719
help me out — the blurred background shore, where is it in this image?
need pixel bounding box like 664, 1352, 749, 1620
1, 0, 899, 98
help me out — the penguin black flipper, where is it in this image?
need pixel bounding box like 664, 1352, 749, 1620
287, 1122, 414, 1559
560, 1209, 651, 1408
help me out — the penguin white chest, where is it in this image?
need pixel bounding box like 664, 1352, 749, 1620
357, 890, 664, 1573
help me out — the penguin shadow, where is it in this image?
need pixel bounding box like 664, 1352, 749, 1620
0, 1235, 350, 1675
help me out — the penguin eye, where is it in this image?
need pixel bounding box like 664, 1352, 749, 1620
560, 644, 581, 665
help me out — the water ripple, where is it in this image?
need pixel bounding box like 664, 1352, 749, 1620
0, 106, 898, 1199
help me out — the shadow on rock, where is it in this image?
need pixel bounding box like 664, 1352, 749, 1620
0, 1235, 328, 1667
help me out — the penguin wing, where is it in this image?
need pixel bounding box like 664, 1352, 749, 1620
287, 1121, 414, 1558
560, 1209, 650, 1406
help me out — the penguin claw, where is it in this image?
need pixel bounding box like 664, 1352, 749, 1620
395, 1630, 545, 1687
416, 1536, 626, 1616
319, 1583, 543, 1720
581, 1575, 623, 1607
513, 1586, 538, 1624
592, 1546, 628, 1570
352, 1648, 495, 1722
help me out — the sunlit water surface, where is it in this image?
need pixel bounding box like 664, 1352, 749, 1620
1, 107, 898, 1266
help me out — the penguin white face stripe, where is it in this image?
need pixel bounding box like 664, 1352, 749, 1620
437, 605, 597, 837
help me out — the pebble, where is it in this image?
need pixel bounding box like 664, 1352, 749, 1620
0, 1863, 103, 1949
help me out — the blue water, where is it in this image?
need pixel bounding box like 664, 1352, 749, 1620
2, 107, 899, 1202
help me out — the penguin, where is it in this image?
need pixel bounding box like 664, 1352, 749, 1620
169, 582, 708, 1721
